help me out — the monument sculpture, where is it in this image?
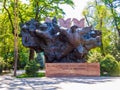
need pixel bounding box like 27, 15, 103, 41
20, 17, 101, 63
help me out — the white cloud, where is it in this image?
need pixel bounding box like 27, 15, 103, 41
60, 0, 91, 19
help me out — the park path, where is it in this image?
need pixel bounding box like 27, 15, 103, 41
0, 71, 120, 90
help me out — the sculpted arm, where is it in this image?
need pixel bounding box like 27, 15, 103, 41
78, 26, 92, 35
35, 29, 52, 40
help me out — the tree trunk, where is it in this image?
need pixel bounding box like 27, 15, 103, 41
28, 1, 40, 61
13, 0, 18, 76
3, 0, 14, 34
29, 48, 34, 60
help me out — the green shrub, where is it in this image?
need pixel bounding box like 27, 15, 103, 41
4, 58, 13, 70
19, 59, 29, 69
118, 62, 120, 75
100, 54, 119, 76
18, 52, 29, 69
25, 60, 40, 76
0, 57, 6, 74
87, 52, 103, 63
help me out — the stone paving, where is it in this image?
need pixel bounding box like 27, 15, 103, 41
0, 73, 120, 90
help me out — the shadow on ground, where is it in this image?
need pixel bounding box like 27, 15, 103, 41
0, 76, 119, 90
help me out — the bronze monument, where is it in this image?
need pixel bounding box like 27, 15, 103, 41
20, 17, 101, 63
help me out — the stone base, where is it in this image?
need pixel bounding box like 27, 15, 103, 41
45, 63, 100, 77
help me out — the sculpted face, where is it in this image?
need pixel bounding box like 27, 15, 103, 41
81, 29, 102, 51
20, 19, 40, 48
20, 19, 57, 52
90, 30, 101, 38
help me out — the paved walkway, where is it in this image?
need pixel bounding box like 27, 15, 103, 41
0, 73, 120, 90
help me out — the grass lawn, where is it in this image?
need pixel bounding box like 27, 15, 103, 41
16, 72, 45, 78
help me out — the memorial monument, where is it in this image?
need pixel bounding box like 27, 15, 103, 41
20, 17, 101, 76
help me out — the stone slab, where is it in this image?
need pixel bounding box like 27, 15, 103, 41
45, 63, 100, 77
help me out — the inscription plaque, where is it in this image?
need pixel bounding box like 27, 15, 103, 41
45, 63, 100, 77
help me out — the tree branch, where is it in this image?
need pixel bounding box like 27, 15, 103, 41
3, 0, 14, 34
35, 1, 39, 20
18, 10, 23, 23
110, 3, 120, 36
84, 14, 90, 26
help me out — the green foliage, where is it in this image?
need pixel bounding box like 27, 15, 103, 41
1, 0, 120, 77
25, 60, 40, 76
18, 0, 74, 21
87, 51, 103, 63
1, 0, 73, 71
18, 48, 29, 69
0, 0, 74, 70
83, 0, 120, 76
16, 72, 45, 78
100, 54, 119, 76
18, 58, 29, 69
118, 62, 120, 75
0, 57, 6, 74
